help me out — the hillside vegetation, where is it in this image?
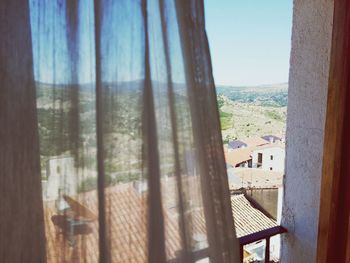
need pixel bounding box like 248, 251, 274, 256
36, 81, 288, 186
216, 83, 288, 142
36, 81, 192, 190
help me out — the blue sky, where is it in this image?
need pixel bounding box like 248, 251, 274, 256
30, 1, 292, 86
204, 0, 293, 86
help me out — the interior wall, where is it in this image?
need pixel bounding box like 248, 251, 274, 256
281, 0, 334, 262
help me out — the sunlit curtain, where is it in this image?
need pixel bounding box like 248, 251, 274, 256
1, 0, 239, 262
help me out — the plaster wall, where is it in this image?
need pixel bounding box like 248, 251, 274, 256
281, 1, 334, 262
252, 147, 285, 172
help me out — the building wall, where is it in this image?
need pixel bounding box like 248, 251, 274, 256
45, 156, 76, 200
281, 1, 334, 262
252, 147, 285, 172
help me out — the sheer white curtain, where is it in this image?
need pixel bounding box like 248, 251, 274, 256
1, 0, 239, 262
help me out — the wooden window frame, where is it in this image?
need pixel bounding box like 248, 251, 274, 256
317, 0, 350, 262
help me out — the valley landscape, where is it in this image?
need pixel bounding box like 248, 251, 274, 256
216, 83, 288, 142
36, 81, 288, 191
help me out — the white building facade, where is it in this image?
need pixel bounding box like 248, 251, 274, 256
44, 156, 77, 201
252, 145, 285, 173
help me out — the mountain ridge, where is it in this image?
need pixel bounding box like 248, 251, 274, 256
216, 83, 288, 107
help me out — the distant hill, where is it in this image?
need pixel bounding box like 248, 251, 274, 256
216, 83, 288, 142
36, 80, 288, 168
35, 81, 190, 181
216, 83, 288, 107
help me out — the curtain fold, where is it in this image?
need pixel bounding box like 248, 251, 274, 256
0, 1, 46, 262
1, 0, 239, 262
174, 1, 239, 261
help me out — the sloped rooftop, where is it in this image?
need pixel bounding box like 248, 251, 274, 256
228, 140, 247, 149
231, 194, 278, 238
44, 182, 278, 262
240, 137, 269, 148
224, 147, 254, 166
261, 135, 282, 143
44, 181, 206, 263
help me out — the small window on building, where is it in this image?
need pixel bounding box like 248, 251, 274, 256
270, 155, 273, 160
248, 159, 252, 168
257, 153, 263, 168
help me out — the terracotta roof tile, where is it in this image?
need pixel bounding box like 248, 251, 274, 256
44, 182, 206, 262
240, 137, 269, 147
225, 147, 254, 166
44, 182, 277, 262
231, 194, 277, 238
